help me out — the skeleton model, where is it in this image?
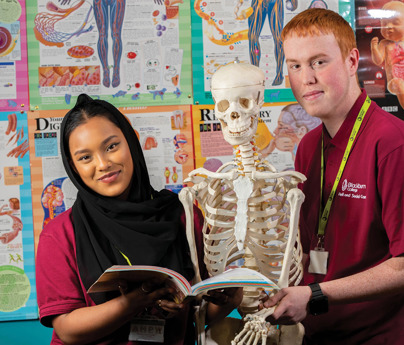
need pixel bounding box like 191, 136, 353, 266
179, 61, 306, 345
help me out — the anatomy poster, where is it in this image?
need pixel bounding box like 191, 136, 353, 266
191, 0, 349, 105
0, 0, 29, 112
192, 103, 321, 172
0, 111, 38, 321
28, 105, 194, 249
26, 0, 192, 110
355, 0, 404, 120
121, 105, 195, 194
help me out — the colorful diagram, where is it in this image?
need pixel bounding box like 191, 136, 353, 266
38, 65, 100, 87
142, 136, 158, 150
0, 198, 23, 245
34, 0, 94, 47
94, 0, 125, 88
0, 26, 20, 57
173, 133, 187, 149
67, 45, 95, 58
41, 179, 66, 228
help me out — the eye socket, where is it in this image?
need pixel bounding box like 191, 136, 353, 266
217, 100, 229, 112
239, 98, 252, 109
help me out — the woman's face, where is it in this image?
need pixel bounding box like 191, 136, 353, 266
68, 116, 134, 199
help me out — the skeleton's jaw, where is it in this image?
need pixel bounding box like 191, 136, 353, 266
221, 115, 258, 146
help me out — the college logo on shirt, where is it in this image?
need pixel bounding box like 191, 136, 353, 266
339, 179, 367, 200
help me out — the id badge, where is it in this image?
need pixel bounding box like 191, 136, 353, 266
308, 248, 329, 275
129, 316, 165, 342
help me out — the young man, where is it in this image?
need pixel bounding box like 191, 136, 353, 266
262, 8, 404, 344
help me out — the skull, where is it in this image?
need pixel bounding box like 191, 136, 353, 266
211, 61, 265, 146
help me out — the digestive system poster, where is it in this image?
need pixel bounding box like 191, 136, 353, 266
28, 105, 194, 250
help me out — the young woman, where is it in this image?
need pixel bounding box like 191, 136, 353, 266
36, 94, 242, 345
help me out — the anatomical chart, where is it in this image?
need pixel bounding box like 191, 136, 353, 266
0, 0, 29, 112
191, 0, 339, 104
27, 0, 192, 110
28, 106, 194, 250
192, 103, 321, 172
121, 105, 194, 194
27, 110, 77, 248
0, 111, 38, 321
355, 0, 404, 120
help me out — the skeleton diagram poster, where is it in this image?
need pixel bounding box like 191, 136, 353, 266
27, 105, 194, 250
0, 111, 38, 321
26, 0, 192, 110
192, 103, 321, 173
0, 0, 29, 112
191, 0, 350, 105
355, 0, 404, 120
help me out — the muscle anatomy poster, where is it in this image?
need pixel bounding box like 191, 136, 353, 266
26, 0, 192, 110
191, 0, 350, 104
0, 111, 38, 321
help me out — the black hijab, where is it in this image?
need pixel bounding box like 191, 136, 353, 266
60, 94, 194, 304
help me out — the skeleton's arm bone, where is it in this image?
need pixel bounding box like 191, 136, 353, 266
179, 187, 202, 284
277, 189, 305, 288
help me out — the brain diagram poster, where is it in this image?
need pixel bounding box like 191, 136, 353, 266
0, 0, 29, 112
0, 111, 38, 321
191, 0, 351, 105
26, 0, 192, 110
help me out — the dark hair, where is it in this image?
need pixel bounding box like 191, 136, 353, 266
63, 94, 120, 161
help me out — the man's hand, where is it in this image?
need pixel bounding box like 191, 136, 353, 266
260, 286, 312, 325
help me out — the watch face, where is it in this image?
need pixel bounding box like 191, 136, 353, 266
309, 297, 329, 315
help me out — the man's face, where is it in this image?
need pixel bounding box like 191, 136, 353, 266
284, 33, 355, 121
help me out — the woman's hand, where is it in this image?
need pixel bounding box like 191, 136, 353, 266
119, 279, 185, 318
203, 287, 243, 307
205, 287, 244, 326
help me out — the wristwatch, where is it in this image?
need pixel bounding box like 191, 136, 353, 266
308, 283, 328, 315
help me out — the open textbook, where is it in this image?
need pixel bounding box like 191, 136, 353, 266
88, 265, 279, 303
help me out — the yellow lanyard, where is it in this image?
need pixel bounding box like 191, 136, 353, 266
318, 96, 371, 237
120, 250, 132, 265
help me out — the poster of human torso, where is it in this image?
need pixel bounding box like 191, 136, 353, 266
27, 0, 192, 110
0, 111, 38, 321
191, 0, 349, 104
355, 0, 404, 119
28, 106, 194, 249
0, 0, 29, 112
192, 103, 321, 172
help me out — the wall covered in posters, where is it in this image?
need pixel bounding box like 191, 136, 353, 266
3, 0, 402, 326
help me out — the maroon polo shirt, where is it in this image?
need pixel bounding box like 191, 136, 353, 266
295, 90, 404, 344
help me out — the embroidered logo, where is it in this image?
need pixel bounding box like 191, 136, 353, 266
339, 179, 367, 200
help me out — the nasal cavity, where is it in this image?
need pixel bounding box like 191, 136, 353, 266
231, 112, 240, 120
